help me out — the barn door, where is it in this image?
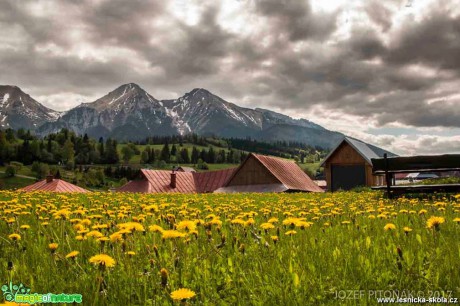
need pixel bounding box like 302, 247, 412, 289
331, 165, 366, 191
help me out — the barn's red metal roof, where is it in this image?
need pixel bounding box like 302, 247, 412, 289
140, 170, 196, 193
117, 168, 237, 193
253, 154, 324, 192
116, 180, 151, 193
21, 179, 89, 193
224, 153, 324, 193
194, 168, 236, 193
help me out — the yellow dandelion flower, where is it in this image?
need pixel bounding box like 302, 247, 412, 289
8, 233, 21, 241
89, 254, 116, 268
403, 227, 412, 233
176, 220, 197, 232
170, 288, 196, 301
384, 223, 396, 231
109, 232, 124, 243
285, 230, 297, 236
86, 230, 104, 238
66, 251, 80, 259
453, 217, 460, 223
271, 235, 279, 241
149, 225, 164, 233
282, 217, 300, 227
426, 216, 445, 230
260, 222, 275, 230
125, 251, 136, 256
418, 209, 427, 215
48, 243, 59, 251
20, 225, 30, 230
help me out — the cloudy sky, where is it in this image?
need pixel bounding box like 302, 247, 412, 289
1, 0, 460, 155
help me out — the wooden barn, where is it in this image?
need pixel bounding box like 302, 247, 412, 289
214, 153, 323, 193
21, 175, 89, 193
320, 137, 397, 192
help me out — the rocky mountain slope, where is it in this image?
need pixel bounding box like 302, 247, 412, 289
0, 85, 60, 130
2, 83, 344, 148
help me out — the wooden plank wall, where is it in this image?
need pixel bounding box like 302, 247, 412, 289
227, 156, 279, 186
325, 142, 383, 190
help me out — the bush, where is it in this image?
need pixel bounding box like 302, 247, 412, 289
119, 178, 128, 186
197, 159, 209, 170
5, 165, 16, 177
31, 162, 49, 179
10, 161, 23, 171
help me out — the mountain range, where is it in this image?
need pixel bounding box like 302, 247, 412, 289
0, 83, 344, 149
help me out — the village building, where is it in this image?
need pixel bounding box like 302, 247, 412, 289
214, 153, 323, 193
320, 137, 397, 192
117, 153, 323, 193
21, 175, 89, 193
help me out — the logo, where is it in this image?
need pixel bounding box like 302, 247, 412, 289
1, 282, 82, 304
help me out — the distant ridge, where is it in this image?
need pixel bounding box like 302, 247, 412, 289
1, 83, 344, 149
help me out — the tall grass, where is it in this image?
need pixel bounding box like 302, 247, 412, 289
0, 191, 459, 305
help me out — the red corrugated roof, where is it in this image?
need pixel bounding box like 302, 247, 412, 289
141, 170, 196, 193
117, 153, 322, 193
253, 154, 323, 192
21, 179, 89, 193
223, 153, 323, 193
117, 168, 237, 193
116, 180, 151, 193
194, 168, 236, 193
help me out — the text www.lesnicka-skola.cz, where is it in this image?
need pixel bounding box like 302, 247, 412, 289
334, 290, 458, 303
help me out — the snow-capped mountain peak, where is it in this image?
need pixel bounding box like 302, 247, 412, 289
1, 84, 343, 148
0, 85, 61, 130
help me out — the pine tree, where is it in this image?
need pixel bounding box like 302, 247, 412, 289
191, 146, 199, 164
160, 143, 170, 163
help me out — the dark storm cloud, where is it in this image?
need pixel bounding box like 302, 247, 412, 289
1, 0, 460, 131
253, 0, 338, 41
385, 7, 460, 71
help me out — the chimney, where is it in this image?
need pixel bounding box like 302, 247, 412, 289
170, 170, 177, 188
46, 174, 54, 183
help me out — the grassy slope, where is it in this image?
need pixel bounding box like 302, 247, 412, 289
0, 174, 35, 190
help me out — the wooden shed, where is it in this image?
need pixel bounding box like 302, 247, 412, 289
215, 153, 323, 193
320, 137, 397, 192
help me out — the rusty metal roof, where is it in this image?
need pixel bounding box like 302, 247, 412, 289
194, 168, 236, 193
117, 168, 236, 193
223, 153, 324, 193
21, 179, 89, 193
253, 154, 324, 192
140, 170, 196, 193
117, 153, 322, 193
116, 180, 151, 193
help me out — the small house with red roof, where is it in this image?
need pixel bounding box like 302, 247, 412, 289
21, 175, 89, 193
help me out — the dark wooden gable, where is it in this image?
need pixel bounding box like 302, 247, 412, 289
226, 155, 281, 186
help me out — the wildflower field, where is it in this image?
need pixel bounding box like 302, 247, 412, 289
1, 191, 459, 305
